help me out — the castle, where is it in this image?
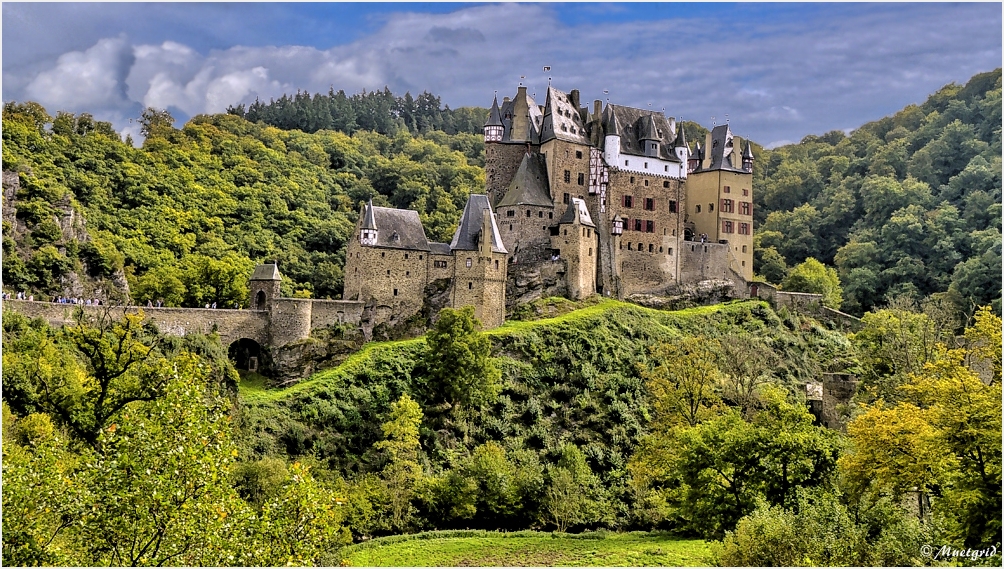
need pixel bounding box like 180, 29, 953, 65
342, 83, 755, 329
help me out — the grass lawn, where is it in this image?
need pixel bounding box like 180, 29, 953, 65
339, 530, 712, 567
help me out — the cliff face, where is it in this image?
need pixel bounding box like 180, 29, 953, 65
2, 170, 130, 301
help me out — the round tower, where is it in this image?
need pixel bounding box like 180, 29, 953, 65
360, 198, 378, 246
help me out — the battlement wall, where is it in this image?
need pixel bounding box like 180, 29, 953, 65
308, 299, 365, 330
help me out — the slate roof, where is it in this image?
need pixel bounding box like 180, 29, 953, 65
485, 96, 503, 127
557, 198, 595, 228
361, 198, 377, 229
429, 242, 452, 255
705, 124, 745, 172
499, 90, 543, 143
539, 86, 590, 145
450, 194, 508, 254
365, 204, 432, 251
496, 153, 554, 208
251, 263, 281, 281
743, 140, 754, 159
602, 104, 682, 162
675, 124, 688, 149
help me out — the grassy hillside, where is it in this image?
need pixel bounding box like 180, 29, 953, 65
339, 530, 711, 567
235, 298, 855, 532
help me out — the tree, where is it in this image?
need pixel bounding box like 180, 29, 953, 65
717, 334, 781, 419
423, 306, 501, 409
630, 387, 840, 538
139, 107, 175, 139
642, 337, 723, 428
841, 307, 1002, 547
782, 257, 843, 309
374, 394, 424, 531
544, 443, 607, 532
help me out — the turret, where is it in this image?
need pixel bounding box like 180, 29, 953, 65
675, 124, 689, 166
249, 262, 281, 310
603, 106, 622, 165
638, 114, 660, 157
484, 95, 504, 143
742, 140, 755, 173
688, 142, 702, 173
360, 198, 378, 246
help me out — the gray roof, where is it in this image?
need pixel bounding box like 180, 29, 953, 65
496, 153, 554, 208
251, 263, 281, 281
361, 198, 377, 229
705, 124, 744, 172
485, 95, 503, 127
557, 198, 595, 227
539, 86, 591, 145
450, 194, 508, 254
675, 124, 688, 148
429, 242, 451, 255
367, 206, 432, 251
603, 104, 681, 162
743, 140, 754, 159
498, 89, 543, 143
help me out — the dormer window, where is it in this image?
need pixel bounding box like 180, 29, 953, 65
391, 231, 400, 242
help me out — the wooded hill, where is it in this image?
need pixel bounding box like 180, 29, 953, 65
3, 70, 999, 316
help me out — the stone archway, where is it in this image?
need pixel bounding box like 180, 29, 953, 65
255, 290, 267, 310
228, 338, 264, 373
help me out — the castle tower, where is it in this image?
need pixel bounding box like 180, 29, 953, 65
552, 198, 598, 300
675, 124, 689, 168
742, 140, 755, 173
249, 262, 281, 310
484, 95, 504, 143
686, 124, 754, 281
450, 194, 508, 329
495, 152, 555, 263
360, 198, 378, 245
485, 87, 543, 205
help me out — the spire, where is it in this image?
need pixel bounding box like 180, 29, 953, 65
539, 86, 555, 143
361, 198, 377, 230
605, 107, 622, 137
485, 95, 503, 127
638, 114, 659, 141
675, 124, 688, 148
743, 140, 754, 159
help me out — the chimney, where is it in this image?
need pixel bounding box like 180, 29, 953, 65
570, 89, 580, 110
593, 99, 602, 117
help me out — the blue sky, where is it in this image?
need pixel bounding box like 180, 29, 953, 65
3, 2, 1001, 147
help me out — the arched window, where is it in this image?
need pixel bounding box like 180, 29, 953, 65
255, 290, 266, 310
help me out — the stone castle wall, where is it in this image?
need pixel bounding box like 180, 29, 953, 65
486, 143, 533, 205
496, 205, 555, 263
679, 241, 734, 283
540, 139, 591, 204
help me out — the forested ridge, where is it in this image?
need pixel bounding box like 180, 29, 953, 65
753, 69, 1001, 315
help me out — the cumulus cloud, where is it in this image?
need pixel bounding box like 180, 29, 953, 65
5, 3, 1001, 144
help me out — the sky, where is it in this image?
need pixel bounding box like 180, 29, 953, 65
3, 2, 1001, 147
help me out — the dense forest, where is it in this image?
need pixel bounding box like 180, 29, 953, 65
3, 72, 1002, 566
226, 87, 488, 136
753, 69, 1002, 315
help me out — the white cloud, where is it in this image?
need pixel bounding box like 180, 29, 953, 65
6, 3, 1001, 144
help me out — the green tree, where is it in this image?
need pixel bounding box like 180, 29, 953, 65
423, 306, 501, 409
782, 257, 843, 309
642, 337, 722, 428
374, 394, 424, 532
544, 443, 607, 532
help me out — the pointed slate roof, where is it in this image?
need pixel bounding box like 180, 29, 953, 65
706, 124, 744, 172
497, 153, 553, 208
743, 140, 754, 159
450, 194, 508, 254
603, 104, 681, 162
251, 263, 281, 281
361, 198, 377, 230
485, 95, 503, 127
539, 86, 590, 145
638, 114, 660, 141
365, 206, 432, 251
675, 124, 688, 148
557, 198, 595, 227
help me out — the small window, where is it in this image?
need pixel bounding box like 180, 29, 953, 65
393, 288, 398, 296
664, 165, 668, 172
549, 212, 553, 219
663, 181, 669, 188
696, 204, 701, 213
564, 170, 571, 183
668, 248, 673, 255
646, 220, 654, 233
742, 261, 746, 267
381, 252, 385, 258
406, 271, 409, 276
644, 179, 649, 186
623, 195, 633, 208
634, 219, 642, 231
405, 253, 409, 259
588, 247, 592, 256
495, 260, 499, 269
387, 270, 391, 275
624, 160, 629, 166
507, 210, 515, 217
659, 246, 663, 252
648, 243, 654, 252
466, 258, 472, 268
709, 203, 714, 212
563, 192, 570, 204
644, 162, 648, 169
630, 176, 635, 183
538, 211, 543, 218
645, 198, 654, 211
743, 188, 749, 196
628, 242, 633, 251
509, 224, 513, 231
724, 185, 731, 193
638, 242, 643, 250
469, 282, 473, 289
576, 150, 583, 159
578, 173, 585, 185
669, 200, 677, 213
419, 255, 423, 260
527, 210, 531, 217
742, 245, 747, 253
